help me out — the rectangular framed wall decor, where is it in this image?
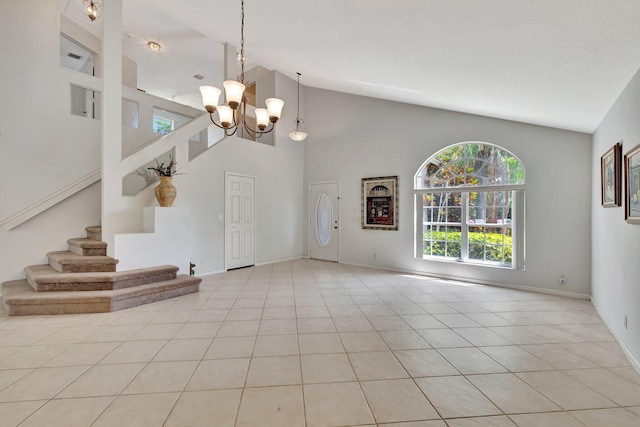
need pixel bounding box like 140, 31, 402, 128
624, 144, 640, 223
601, 141, 622, 207
362, 176, 398, 230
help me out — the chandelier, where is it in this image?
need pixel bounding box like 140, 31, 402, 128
289, 73, 308, 141
83, 0, 101, 22
199, 0, 284, 139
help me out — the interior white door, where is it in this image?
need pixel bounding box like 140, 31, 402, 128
225, 173, 255, 270
309, 182, 339, 262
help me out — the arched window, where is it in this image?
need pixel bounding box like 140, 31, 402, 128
414, 142, 526, 269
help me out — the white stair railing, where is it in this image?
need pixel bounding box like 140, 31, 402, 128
0, 170, 101, 231
120, 114, 211, 176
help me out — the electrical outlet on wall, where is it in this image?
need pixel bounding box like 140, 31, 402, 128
625, 315, 628, 329
558, 275, 566, 285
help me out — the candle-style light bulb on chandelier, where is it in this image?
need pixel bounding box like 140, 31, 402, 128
199, 0, 284, 138
83, 0, 101, 22
289, 72, 308, 141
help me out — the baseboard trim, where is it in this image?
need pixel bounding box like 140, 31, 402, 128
196, 269, 226, 277
255, 256, 304, 267
591, 297, 640, 375
339, 260, 590, 300
196, 256, 305, 277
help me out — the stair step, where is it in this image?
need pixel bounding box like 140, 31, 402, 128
25, 265, 179, 292
85, 225, 102, 241
47, 251, 118, 273
67, 238, 107, 256
2, 276, 201, 315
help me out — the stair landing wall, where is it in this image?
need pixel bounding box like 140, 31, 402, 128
114, 207, 191, 274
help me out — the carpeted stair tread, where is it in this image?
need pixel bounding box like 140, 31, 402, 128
85, 225, 102, 241
3, 280, 113, 303
6, 223, 200, 316
67, 238, 106, 249
47, 251, 118, 273
67, 238, 107, 256
4, 275, 199, 302
2, 275, 201, 315
25, 265, 179, 292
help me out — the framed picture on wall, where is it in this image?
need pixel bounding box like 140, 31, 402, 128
601, 142, 622, 207
624, 144, 640, 224
362, 176, 398, 230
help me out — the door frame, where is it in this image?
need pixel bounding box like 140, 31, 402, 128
308, 180, 340, 262
225, 172, 257, 270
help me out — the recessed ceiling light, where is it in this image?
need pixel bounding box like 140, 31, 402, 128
147, 41, 161, 53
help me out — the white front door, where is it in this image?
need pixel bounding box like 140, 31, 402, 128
309, 182, 339, 262
225, 173, 255, 270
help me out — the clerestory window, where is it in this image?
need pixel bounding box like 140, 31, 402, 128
152, 108, 193, 135
414, 142, 526, 269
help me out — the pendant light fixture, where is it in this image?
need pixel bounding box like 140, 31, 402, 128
289, 72, 308, 142
199, 0, 284, 139
83, 0, 101, 22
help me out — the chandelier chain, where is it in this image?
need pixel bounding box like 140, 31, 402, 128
240, 0, 245, 83
296, 72, 302, 124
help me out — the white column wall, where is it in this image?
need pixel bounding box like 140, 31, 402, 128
101, 0, 123, 257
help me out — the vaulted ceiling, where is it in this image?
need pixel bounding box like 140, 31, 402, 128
63, 0, 640, 133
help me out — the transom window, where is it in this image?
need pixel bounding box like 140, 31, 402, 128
152, 116, 174, 134
415, 142, 526, 269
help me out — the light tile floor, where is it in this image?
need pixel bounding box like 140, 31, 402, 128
0, 259, 639, 426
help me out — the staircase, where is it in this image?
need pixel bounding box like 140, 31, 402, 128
1, 226, 201, 315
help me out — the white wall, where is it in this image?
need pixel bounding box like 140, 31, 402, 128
179, 72, 304, 275
592, 67, 640, 368
113, 128, 305, 277
304, 87, 592, 296
113, 72, 305, 276
0, 2, 150, 223
0, 2, 104, 282
0, 2, 303, 285
61, 14, 137, 88
115, 207, 192, 274
0, 2, 102, 219
0, 184, 101, 282
179, 134, 304, 275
